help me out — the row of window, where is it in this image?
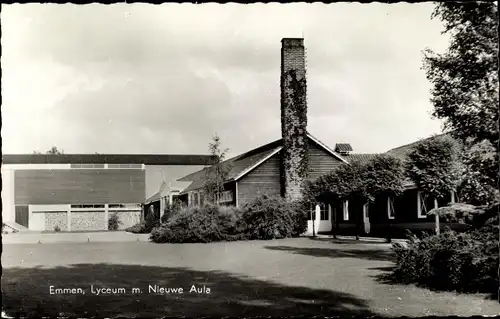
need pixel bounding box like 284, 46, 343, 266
307, 204, 329, 220
70, 203, 141, 209
215, 191, 233, 203
70, 164, 143, 169
307, 191, 455, 221
188, 190, 234, 206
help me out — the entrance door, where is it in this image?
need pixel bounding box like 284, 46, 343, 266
363, 203, 370, 234
318, 204, 331, 232
15, 205, 29, 228
305, 203, 332, 235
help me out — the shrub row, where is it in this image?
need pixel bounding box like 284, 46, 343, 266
149, 195, 307, 243
390, 203, 499, 294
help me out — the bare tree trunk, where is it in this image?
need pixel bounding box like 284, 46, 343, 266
434, 198, 440, 235
386, 195, 392, 243
312, 219, 316, 238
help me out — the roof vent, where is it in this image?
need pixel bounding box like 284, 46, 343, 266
335, 143, 353, 155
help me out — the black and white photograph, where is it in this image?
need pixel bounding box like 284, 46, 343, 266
1, 1, 499, 318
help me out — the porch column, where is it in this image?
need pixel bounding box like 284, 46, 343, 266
159, 197, 165, 218
104, 204, 109, 230
313, 204, 320, 237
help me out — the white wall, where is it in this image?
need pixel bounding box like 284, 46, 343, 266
29, 204, 70, 231
1, 166, 15, 222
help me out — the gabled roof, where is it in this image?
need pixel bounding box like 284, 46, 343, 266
177, 133, 349, 194
144, 191, 161, 205
178, 139, 283, 194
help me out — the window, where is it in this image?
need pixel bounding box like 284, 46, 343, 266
194, 192, 200, 206
320, 204, 328, 220
308, 203, 329, 221
343, 200, 349, 221
71, 204, 105, 209
387, 196, 395, 219
417, 191, 430, 219
71, 164, 105, 168
109, 203, 141, 209
215, 191, 233, 203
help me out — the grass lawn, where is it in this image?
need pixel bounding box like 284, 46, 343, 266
2, 237, 499, 317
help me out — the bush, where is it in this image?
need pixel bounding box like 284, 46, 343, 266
150, 204, 247, 243
54, 225, 61, 232
108, 213, 122, 231
241, 195, 306, 240
149, 196, 307, 243
160, 200, 183, 223
125, 222, 150, 234
145, 210, 160, 231
391, 228, 498, 294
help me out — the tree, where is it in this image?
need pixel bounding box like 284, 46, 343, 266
423, 2, 498, 148
46, 146, 64, 155
458, 139, 500, 205
423, 2, 499, 206
203, 134, 232, 205
362, 155, 406, 242
303, 154, 405, 240
361, 155, 406, 202
33, 146, 64, 155
405, 135, 462, 233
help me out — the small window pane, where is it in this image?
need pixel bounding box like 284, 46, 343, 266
320, 208, 328, 220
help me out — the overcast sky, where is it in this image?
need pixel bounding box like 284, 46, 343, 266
2, 3, 449, 157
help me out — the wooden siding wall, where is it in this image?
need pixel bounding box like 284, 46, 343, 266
15, 169, 145, 205
307, 140, 344, 180
237, 153, 281, 207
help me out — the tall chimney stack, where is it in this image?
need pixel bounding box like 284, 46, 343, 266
280, 38, 308, 201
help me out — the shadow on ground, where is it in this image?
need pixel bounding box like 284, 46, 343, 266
308, 237, 394, 245
369, 265, 499, 301
2, 263, 375, 318
264, 245, 396, 262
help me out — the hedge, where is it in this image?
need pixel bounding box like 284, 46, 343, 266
149, 195, 307, 243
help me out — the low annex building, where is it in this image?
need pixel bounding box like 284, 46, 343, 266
176, 37, 458, 237
1, 154, 216, 232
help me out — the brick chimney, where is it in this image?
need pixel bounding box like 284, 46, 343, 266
280, 38, 308, 201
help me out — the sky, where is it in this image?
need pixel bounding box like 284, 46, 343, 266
1, 3, 450, 158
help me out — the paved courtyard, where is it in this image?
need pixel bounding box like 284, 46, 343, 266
2, 237, 499, 317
